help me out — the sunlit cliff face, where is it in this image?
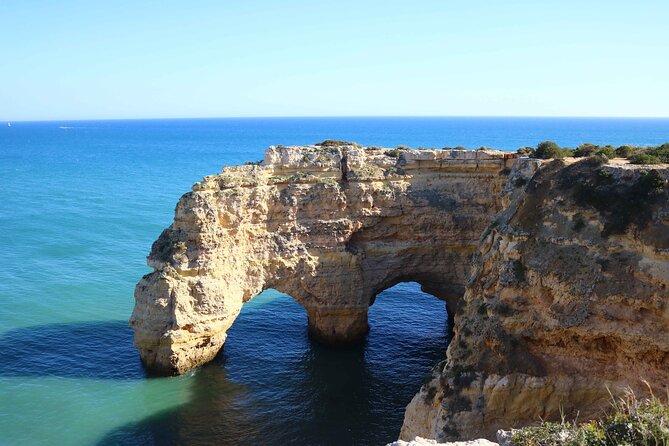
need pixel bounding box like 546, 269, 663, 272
130, 144, 516, 375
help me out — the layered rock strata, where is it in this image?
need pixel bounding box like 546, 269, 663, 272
131, 144, 516, 375
401, 157, 669, 441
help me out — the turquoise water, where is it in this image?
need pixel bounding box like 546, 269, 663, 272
1, 117, 668, 445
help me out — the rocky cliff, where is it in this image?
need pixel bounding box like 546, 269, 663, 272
131, 143, 668, 443
131, 143, 515, 374
401, 157, 669, 441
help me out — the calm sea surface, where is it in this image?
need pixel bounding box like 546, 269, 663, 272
1, 117, 668, 445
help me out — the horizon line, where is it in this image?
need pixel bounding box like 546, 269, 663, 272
5, 114, 669, 124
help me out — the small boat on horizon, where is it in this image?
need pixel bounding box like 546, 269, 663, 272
7, 122, 11, 127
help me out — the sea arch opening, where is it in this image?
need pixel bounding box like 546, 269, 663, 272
212, 282, 450, 444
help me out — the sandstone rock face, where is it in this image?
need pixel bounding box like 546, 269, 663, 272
401, 158, 669, 441
130, 144, 516, 375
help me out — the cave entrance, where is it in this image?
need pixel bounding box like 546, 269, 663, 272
368, 281, 452, 352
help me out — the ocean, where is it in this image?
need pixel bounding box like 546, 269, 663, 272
1, 117, 668, 445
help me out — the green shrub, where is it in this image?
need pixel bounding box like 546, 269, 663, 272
591, 153, 610, 166
616, 145, 635, 158
569, 163, 666, 235
646, 143, 669, 163
630, 153, 661, 165
396, 145, 412, 150
511, 389, 669, 446
574, 143, 599, 158
596, 146, 617, 159
637, 169, 666, 192
315, 140, 360, 147
532, 141, 562, 159
531, 141, 574, 159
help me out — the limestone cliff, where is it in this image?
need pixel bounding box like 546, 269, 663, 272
401, 157, 669, 441
131, 143, 515, 374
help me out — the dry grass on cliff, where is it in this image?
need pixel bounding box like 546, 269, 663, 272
511, 387, 669, 446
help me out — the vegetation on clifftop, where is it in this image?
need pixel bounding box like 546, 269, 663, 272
518, 141, 669, 164
511, 389, 669, 446
558, 159, 667, 235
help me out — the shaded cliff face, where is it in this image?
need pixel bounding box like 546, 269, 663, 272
131, 144, 515, 375
401, 158, 669, 441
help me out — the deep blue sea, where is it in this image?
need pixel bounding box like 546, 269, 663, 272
1, 117, 668, 445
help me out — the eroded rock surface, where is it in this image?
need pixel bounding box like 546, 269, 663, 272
131, 143, 515, 374
401, 158, 669, 441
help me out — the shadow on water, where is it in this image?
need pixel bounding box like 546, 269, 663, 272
0, 320, 147, 380
97, 284, 449, 446
97, 363, 258, 446
96, 343, 375, 446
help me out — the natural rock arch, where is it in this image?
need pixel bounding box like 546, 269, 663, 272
131, 144, 517, 375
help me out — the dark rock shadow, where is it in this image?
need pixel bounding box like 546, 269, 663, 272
96, 363, 256, 446
0, 320, 147, 380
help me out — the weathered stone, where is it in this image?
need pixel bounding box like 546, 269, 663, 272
401, 158, 669, 441
131, 146, 669, 444
131, 144, 517, 375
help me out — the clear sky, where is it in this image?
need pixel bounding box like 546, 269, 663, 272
1, 0, 668, 120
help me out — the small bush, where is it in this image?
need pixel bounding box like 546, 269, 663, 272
646, 143, 669, 163
517, 147, 535, 157
574, 143, 599, 158
531, 141, 574, 159
511, 388, 669, 446
396, 145, 412, 150
532, 141, 562, 159
616, 145, 635, 158
590, 153, 610, 166
630, 153, 662, 165
569, 162, 667, 235
315, 140, 360, 147
596, 146, 617, 159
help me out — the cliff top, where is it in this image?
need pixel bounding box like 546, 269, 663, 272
194, 144, 517, 191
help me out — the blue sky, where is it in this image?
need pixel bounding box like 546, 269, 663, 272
1, 0, 668, 120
